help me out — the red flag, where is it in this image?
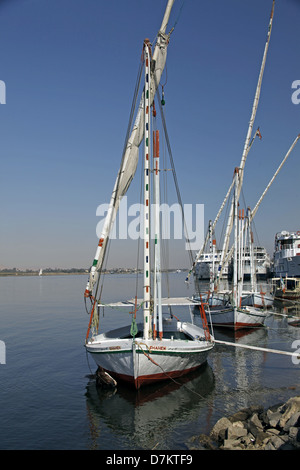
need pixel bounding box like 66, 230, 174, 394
256, 127, 262, 140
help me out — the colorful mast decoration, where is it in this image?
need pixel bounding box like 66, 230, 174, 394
143, 40, 152, 340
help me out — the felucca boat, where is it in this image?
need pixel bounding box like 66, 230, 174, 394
188, 1, 277, 329
84, 0, 214, 389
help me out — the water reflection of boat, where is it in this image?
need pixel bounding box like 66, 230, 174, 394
212, 324, 268, 343
273, 297, 300, 313
271, 298, 300, 326
211, 326, 269, 415
85, 364, 215, 450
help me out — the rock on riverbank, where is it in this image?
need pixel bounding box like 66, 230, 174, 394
186, 396, 300, 450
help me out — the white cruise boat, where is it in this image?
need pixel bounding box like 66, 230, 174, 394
273, 231, 300, 278
195, 250, 229, 279
235, 246, 271, 280
196, 246, 270, 280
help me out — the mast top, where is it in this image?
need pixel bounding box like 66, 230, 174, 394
160, 0, 175, 35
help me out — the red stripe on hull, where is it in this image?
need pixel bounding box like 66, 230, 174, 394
234, 322, 264, 330
102, 364, 203, 389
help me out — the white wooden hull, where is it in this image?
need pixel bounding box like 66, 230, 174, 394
85, 321, 214, 389
192, 293, 230, 307
241, 291, 274, 308
208, 305, 267, 330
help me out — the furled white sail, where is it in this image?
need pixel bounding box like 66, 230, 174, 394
85, 1, 175, 298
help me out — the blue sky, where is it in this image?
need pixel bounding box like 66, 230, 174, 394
0, 0, 299, 269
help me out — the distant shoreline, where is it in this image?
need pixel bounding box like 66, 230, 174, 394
0, 271, 87, 277
0, 268, 186, 277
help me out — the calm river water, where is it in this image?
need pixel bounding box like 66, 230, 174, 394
0, 272, 299, 450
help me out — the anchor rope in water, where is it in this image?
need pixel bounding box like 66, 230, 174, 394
135, 341, 217, 404
134, 341, 263, 422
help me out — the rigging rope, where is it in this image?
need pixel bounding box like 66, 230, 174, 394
155, 86, 195, 269
171, 0, 186, 32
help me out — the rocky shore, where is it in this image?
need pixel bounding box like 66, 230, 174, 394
186, 396, 300, 450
